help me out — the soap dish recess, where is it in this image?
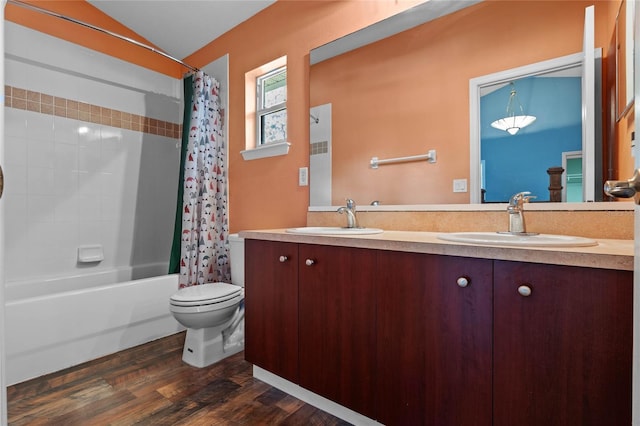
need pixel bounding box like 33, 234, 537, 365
77, 245, 104, 263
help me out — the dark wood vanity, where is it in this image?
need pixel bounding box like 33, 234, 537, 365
242, 231, 633, 425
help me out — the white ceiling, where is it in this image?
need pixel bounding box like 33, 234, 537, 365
87, 0, 276, 62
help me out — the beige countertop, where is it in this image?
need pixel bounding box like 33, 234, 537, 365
239, 229, 634, 271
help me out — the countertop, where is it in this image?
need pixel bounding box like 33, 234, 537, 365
239, 229, 634, 271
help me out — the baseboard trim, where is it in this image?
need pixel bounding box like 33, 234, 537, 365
252, 365, 382, 426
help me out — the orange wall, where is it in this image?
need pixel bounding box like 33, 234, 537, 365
617, 108, 635, 186
311, 1, 620, 205
187, 0, 623, 231
184, 1, 422, 232
608, 0, 636, 187
5, 0, 187, 77
5, 0, 420, 232
6, 0, 631, 231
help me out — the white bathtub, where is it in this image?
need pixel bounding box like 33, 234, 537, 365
4, 269, 183, 385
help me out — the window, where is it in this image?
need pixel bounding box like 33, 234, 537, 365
242, 56, 289, 160
256, 66, 287, 145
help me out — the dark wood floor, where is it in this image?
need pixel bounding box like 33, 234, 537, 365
7, 332, 352, 425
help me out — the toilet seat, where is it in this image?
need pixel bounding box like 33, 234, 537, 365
170, 283, 243, 308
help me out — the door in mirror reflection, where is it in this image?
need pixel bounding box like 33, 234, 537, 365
564, 155, 583, 202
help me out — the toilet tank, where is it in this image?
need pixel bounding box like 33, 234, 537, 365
228, 234, 245, 287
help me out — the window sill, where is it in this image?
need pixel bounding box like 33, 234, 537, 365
241, 141, 291, 161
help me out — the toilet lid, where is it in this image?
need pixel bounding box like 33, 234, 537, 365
170, 283, 242, 305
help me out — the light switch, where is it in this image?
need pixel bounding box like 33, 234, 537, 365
299, 167, 309, 186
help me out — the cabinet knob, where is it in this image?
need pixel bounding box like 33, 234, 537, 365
305, 259, 315, 266
517, 285, 532, 297
456, 277, 469, 288
279, 255, 288, 263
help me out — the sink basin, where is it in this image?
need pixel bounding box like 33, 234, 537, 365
437, 232, 598, 248
286, 227, 384, 235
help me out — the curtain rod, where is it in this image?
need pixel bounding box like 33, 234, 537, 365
7, 0, 200, 73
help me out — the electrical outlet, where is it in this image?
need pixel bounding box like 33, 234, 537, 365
453, 179, 467, 193
299, 167, 309, 186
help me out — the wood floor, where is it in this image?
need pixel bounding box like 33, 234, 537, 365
7, 332, 352, 425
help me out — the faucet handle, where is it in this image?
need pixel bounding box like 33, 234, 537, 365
508, 192, 536, 212
346, 198, 356, 210
509, 191, 531, 206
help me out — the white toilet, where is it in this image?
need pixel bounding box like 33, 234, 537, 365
169, 234, 245, 368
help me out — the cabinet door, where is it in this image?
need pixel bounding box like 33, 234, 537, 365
494, 260, 632, 426
244, 239, 299, 382
376, 252, 493, 426
298, 244, 377, 418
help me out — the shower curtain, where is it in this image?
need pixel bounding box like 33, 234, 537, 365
169, 71, 230, 288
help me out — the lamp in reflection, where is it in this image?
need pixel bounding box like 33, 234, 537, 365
490, 82, 536, 135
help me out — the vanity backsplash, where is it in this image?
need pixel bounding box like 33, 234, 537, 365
307, 208, 633, 240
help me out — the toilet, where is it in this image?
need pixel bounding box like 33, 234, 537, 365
169, 234, 245, 368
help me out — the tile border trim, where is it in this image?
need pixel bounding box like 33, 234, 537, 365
4, 85, 182, 139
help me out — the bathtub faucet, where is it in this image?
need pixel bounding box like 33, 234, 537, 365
337, 198, 359, 228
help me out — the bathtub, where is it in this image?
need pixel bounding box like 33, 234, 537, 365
4, 268, 183, 385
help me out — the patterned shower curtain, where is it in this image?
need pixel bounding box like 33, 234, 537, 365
173, 71, 230, 288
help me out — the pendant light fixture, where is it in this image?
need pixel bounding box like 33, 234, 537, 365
490, 82, 536, 135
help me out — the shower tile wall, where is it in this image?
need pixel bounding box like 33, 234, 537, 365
4, 108, 179, 281
4, 22, 182, 282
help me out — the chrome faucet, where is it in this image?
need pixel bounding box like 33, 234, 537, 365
507, 191, 535, 234
337, 198, 359, 228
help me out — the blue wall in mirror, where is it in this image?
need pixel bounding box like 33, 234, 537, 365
481, 76, 582, 202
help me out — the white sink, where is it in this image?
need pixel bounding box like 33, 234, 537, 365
437, 232, 598, 248
286, 227, 384, 235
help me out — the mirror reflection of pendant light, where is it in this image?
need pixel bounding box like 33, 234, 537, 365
490, 82, 536, 135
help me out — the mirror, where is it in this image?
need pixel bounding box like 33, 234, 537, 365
309, 0, 610, 207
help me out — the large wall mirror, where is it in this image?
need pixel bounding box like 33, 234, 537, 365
309, 0, 612, 208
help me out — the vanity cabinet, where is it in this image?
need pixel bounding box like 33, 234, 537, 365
298, 244, 377, 418
376, 252, 493, 426
245, 238, 633, 425
245, 240, 377, 417
244, 239, 299, 382
493, 261, 633, 426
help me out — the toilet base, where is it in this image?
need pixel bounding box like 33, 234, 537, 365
182, 323, 244, 368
